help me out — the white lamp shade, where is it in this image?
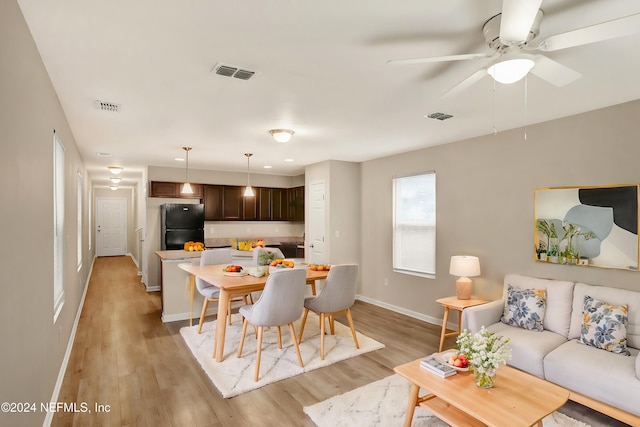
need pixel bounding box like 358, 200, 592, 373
449, 255, 481, 277
181, 182, 193, 194
108, 166, 123, 174
487, 57, 535, 84
244, 186, 255, 197
269, 129, 294, 143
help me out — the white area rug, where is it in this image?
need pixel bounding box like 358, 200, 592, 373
304, 374, 591, 427
180, 312, 385, 398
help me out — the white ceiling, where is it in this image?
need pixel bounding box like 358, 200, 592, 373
17, 0, 640, 187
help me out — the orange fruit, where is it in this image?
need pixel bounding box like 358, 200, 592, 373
325, 265, 331, 270
317, 265, 324, 271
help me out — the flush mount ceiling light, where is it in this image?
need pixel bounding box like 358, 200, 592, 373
109, 176, 122, 184
487, 53, 535, 84
108, 166, 123, 174
269, 129, 295, 143
244, 153, 255, 197
181, 147, 193, 194
109, 185, 118, 191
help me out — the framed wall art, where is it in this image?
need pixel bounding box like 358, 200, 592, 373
534, 184, 639, 271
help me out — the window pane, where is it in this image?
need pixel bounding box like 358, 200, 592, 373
54, 134, 65, 322
393, 172, 436, 278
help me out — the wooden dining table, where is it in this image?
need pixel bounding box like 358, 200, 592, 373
178, 263, 329, 362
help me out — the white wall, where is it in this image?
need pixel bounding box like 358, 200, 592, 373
360, 99, 640, 322
0, 2, 92, 425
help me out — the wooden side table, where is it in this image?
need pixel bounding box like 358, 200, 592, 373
436, 296, 487, 352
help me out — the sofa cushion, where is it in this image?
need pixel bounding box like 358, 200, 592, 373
501, 285, 546, 331
503, 274, 574, 338
545, 340, 640, 417
569, 283, 640, 349
579, 295, 630, 355
487, 322, 567, 379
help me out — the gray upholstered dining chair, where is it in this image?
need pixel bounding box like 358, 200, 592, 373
196, 248, 250, 333
297, 264, 360, 360
236, 268, 307, 381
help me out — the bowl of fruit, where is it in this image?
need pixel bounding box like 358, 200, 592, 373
269, 259, 295, 273
440, 351, 470, 371
222, 265, 247, 277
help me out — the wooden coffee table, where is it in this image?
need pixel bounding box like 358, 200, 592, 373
394, 358, 569, 427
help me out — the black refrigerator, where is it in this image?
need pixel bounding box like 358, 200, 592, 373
161, 204, 205, 250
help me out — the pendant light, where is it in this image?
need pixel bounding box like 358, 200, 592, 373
181, 147, 193, 194
244, 153, 255, 197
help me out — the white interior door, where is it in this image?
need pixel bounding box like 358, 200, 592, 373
308, 180, 326, 264
96, 198, 127, 256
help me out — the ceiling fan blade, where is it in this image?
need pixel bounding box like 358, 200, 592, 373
387, 52, 490, 66
530, 55, 581, 87
536, 13, 640, 52
440, 69, 487, 98
500, 0, 543, 44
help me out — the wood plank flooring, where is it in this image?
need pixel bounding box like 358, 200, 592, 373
52, 256, 629, 426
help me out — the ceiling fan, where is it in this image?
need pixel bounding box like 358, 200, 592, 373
388, 0, 640, 97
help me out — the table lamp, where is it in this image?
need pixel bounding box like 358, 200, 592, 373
449, 255, 481, 300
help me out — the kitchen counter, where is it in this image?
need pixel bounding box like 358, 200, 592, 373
155, 250, 204, 260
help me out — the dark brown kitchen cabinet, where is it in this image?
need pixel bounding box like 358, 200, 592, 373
287, 186, 304, 221
242, 187, 259, 220
150, 181, 203, 199
258, 187, 272, 220
203, 185, 223, 220
223, 186, 243, 220
271, 188, 287, 221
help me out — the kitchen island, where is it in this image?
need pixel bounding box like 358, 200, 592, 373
155, 249, 255, 323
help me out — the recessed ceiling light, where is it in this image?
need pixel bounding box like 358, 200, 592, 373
175, 157, 185, 161
263, 165, 272, 169
284, 158, 294, 162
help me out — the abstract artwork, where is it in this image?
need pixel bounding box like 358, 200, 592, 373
534, 185, 639, 271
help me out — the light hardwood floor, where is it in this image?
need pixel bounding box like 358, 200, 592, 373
52, 256, 629, 426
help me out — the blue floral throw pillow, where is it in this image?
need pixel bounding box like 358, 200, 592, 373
501, 284, 546, 331
579, 295, 630, 356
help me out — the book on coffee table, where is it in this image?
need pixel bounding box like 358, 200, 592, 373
420, 355, 457, 378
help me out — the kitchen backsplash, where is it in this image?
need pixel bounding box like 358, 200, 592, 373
204, 221, 304, 244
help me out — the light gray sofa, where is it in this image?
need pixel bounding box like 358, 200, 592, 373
463, 274, 640, 425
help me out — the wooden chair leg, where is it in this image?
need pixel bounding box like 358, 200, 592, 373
289, 323, 304, 368
198, 299, 209, 334
345, 307, 360, 349
320, 313, 326, 360
298, 308, 310, 344
237, 319, 249, 358
254, 326, 264, 381
276, 326, 282, 349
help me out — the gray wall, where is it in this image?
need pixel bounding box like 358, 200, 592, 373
360, 99, 640, 324
0, 2, 92, 426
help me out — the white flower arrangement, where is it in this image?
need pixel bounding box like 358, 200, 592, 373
456, 326, 512, 378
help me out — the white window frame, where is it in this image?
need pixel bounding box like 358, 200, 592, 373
77, 171, 83, 271
392, 171, 436, 278
54, 133, 65, 322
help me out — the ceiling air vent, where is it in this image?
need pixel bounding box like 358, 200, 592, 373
212, 62, 258, 80
95, 100, 120, 112
426, 112, 453, 121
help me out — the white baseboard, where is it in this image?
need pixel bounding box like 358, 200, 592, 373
146, 285, 161, 292
356, 294, 455, 330
44, 255, 96, 427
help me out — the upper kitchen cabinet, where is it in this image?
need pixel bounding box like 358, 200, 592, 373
222, 185, 243, 220
243, 187, 259, 221
287, 186, 305, 221
271, 188, 287, 221
150, 181, 203, 199
203, 185, 223, 220
258, 187, 272, 220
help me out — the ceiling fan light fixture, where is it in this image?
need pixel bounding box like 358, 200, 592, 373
269, 129, 294, 143
487, 56, 535, 84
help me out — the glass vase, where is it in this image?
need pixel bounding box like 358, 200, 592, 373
473, 368, 496, 388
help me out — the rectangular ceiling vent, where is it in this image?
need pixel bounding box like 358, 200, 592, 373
212, 62, 258, 80
426, 112, 453, 121
95, 100, 120, 112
